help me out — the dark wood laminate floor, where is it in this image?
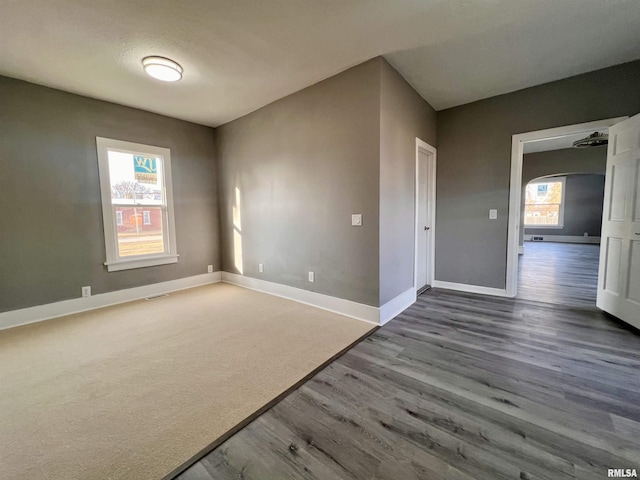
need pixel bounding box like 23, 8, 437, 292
176, 246, 640, 480
517, 241, 600, 307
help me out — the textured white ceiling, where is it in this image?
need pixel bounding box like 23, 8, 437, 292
1, 0, 639, 127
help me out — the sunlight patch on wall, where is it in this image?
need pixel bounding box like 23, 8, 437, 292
233, 186, 243, 274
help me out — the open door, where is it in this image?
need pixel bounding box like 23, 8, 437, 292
597, 113, 640, 329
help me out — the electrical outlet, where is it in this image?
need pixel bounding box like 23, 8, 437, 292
207, 265, 213, 273
308, 271, 315, 283
489, 209, 498, 219
258, 263, 264, 273
81, 286, 91, 298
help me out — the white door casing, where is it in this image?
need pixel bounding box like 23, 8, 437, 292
415, 139, 437, 292
597, 113, 640, 330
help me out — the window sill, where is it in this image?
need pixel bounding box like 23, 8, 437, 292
105, 254, 179, 272
523, 225, 564, 230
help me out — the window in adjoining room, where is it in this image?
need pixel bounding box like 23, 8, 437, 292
524, 177, 566, 228
96, 137, 178, 272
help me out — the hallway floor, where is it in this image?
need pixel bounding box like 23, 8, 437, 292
517, 241, 600, 307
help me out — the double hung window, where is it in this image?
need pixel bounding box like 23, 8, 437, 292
96, 137, 178, 271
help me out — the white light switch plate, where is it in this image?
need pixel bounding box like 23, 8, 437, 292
351, 214, 362, 226
308, 271, 315, 282
258, 263, 264, 272
489, 209, 498, 219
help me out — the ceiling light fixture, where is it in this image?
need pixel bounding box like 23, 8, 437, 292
573, 131, 608, 148
142, 56, 183, 82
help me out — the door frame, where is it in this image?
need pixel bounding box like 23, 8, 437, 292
415, 138, 437, 292
505, 117, 627, 297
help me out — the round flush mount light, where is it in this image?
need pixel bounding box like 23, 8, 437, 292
142, 56, 183, 82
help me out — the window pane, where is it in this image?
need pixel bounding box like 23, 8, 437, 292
525, 204, 560, 225
108, 151, 164, 205
525, 181, 562, 206
115, 206, 165, 257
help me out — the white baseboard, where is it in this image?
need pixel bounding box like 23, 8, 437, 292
379, 287, 416, 326
222, 273, 416, 326
1, 271, 417, 331
432, 280, 507, 297
222, 272, 380, 325
524, 234, 601, 244
0, 272, 222, 331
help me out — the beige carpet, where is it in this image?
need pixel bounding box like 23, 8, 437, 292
0, 283, 373, 480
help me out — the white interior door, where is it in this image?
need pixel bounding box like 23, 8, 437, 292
597, 113, 640, 329
416, 146, 434, 292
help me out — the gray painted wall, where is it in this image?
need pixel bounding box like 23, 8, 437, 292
436, 60, 640, 289
523, 147, 606, 182
0, 76, 219, 313
379, 60, 437, 304
217, 59, 382, 306
520, 147, 606, 244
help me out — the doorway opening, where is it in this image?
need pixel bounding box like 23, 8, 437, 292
415, 138, 437, 295
518, 172, 605, 306
506, 117, 626, 300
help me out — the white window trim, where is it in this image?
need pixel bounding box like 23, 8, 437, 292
524, 176, 566, 229
96, 137, 179, 272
